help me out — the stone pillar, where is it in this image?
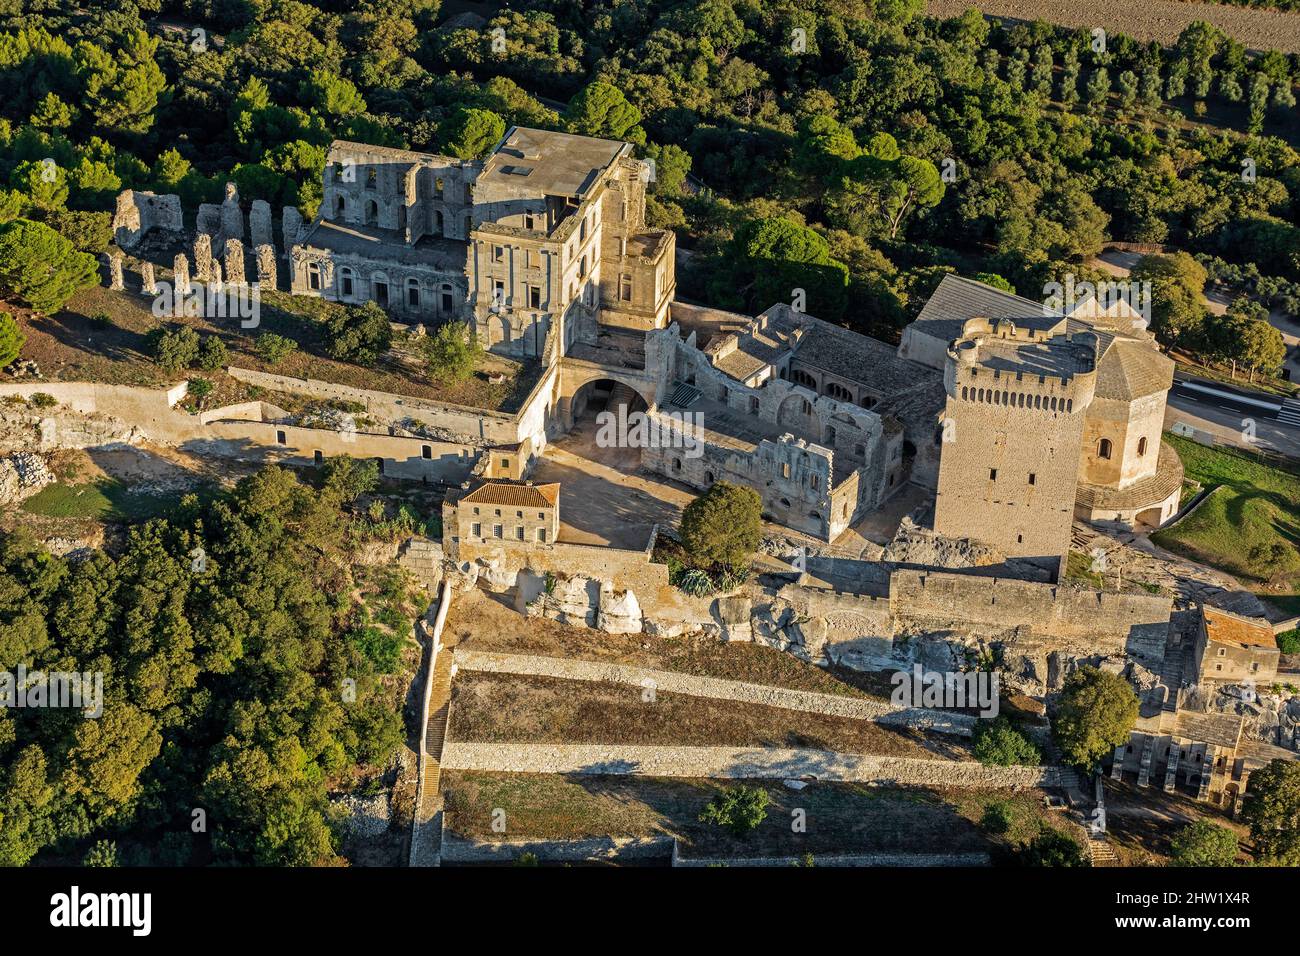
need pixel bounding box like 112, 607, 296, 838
224, 239, 246, 286
140, 260, 157, 296
193, 233, 213, 282
108, 252, 124, 290
250, 199, 273, 248
210, 260, 223, 294
255, 243, 277, 286
282, 206, 304, 253
173, 254, 191, 296
220, 182, 244, 241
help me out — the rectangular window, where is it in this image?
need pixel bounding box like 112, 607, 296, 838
989, 469, 997, 481
524, 215, 535, 230
516, 526, 525, 541
529, 286, 541, 309
422, 445, 432, 460
620, 275, 633, 301
492, 524, 503, 539
314, 450, 323, 465
537, 528, 546, 543
492, 245, 504, 263
1028, 473, 1035, 485
471, 523, 481, 538
276, 430, 286, 445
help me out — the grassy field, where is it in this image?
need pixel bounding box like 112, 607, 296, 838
441, 771, 1077, 859
1152, 434, 1300, 615
20, 479, 197, 522
448, 672, 973, 759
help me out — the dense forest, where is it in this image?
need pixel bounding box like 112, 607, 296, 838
1, 0, 1298, 369
0, 460, 411, 866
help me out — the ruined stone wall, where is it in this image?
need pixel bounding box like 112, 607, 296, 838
889, 569, 1171, 663
224, 366, 551, 449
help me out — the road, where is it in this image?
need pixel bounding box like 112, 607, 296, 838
1165, 375, 1300, 459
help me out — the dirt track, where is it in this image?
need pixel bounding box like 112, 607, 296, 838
926, 0, 1300, 53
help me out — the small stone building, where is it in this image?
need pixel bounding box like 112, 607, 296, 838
445, 479, 560, 558
1193, 605, 1280, 687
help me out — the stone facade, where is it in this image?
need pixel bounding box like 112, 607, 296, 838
112, 189, 183, 249
445, 479, 560, 553
1192, 605, 1280, 686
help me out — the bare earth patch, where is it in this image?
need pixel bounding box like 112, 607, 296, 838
448, 671, 971, 759
927, 0, 1300, 53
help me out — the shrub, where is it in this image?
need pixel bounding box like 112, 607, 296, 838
197, 335, 229, 371
187, 377, 214, 403
150, 325, 201, 371
1278, 629, 1300, 656
255, 332, 298, 365
980, 800, 1014, 834
424, 320, 480, 386
29, 392, 57, 409
1019, 828, 1085, 867
973, 716, 1042, 767
1170, 821, 1238, 867
348, 625, 403, 673
699, 785, 769, 836
326, 301, 391, 366
0, 311, 24, 367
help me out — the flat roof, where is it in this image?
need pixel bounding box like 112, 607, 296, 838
480, 127, 629, 199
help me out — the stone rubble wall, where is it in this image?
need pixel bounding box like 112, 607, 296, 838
440, 830, 673, 864
454, 648, 977, 735
439, 743, 1062, 788
673, 850, 991, 867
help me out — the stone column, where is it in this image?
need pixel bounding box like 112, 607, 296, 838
220, 182, 244, 241
193, 233, 213, 282
173, 253, 191, 296
282, 206, 304, 253
255, 243, 277, 287
210, 259, 223, 294
250, 199, 273, 249
224, 239, 246, 287
140, 260, 157, 296
108, 252, 124, 290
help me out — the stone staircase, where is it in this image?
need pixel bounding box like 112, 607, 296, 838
1087, 834, 1119, 866
421, 650, 454, 809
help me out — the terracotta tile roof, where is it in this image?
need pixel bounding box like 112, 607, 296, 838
1203, 606, 1279, 650
461, 481, 559, 509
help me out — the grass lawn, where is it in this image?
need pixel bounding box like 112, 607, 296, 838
21, 480, 203, 522
1152, 434, 1300, 615
441, 771, 1077, 860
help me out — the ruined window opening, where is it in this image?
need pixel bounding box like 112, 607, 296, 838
365, 199, 378, 225
313, 450, 323, 465
672, 457, 681, 472
493, 245, 504, 263
579, 255, 588, 279
365, 167, 377, 189
1028, 473, 1035, 485
435, 177, 444, 198
989, 468, 997, 481
340, 268, 354, 298
421, 445, 431, 460
441, 286, 453, 313
307, 262, 321, 290
374, 279, 389, 306
529, 285, 541, 309
749, 396, 759, 415
1098, 438, 1112, 460
436, 210, 444, 236
407, 278, 420, 308
620, 274, 632, 301
1138, 436, 1148, 456
525, 214, 535, 230
335, 194, 346, 218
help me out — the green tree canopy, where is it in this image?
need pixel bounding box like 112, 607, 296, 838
679, 480, 761, 572
1051, 666, 1138, 771
0, 218, 97, 314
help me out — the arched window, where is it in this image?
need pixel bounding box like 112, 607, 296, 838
1098, 438, 1113, 460
1138, 436, 1148, 456
440, 283, 454, 314
365, 200, 378, 226
335, 194, 346, 219
436, 210, 445, 236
